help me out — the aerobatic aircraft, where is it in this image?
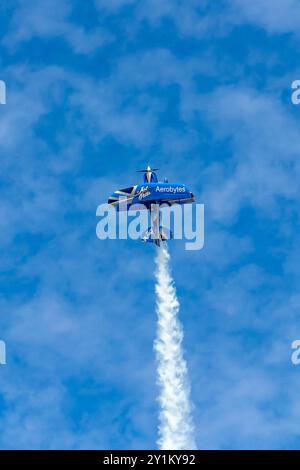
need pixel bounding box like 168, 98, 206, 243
107, 166, 195, 246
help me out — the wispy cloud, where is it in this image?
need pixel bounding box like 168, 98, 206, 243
3, 0, 112, 54
1, 0, 300, 450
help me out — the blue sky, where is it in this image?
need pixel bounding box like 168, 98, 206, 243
1, 0, 300, 450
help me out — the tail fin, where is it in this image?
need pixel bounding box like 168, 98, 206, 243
141, 226, 173, 244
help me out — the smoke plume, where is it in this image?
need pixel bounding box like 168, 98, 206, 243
154, 244, 197, 450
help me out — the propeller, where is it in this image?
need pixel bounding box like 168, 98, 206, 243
137, 166, 159, 183
137, 168, 159, 173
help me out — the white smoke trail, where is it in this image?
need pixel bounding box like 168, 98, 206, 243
154, 244, 197, 450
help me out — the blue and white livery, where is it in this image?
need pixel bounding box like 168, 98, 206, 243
108, 166, 195, 246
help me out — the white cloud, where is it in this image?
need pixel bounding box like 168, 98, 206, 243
193, 86, 300, 222
3, 0, 112, 54
230, 0, 300, 36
